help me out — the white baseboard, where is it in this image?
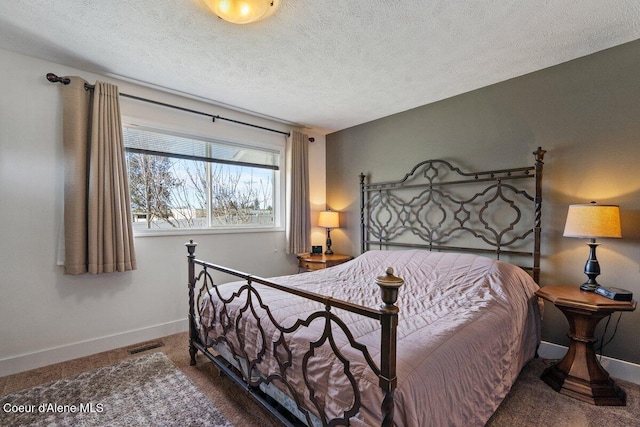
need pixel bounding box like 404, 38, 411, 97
538, 340, 640, 385
0, 319, 188, 377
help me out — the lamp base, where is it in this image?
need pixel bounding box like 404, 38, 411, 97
325, 229, 333, 255
580, 283, 599, 292
580, 241, 601, 293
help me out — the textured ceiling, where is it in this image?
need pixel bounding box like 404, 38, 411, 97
1, 1, 640, 134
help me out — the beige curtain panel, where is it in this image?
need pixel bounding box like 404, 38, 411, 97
286, 130, 311, 254
61, 77, 136, 274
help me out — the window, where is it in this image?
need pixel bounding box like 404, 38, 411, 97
123, 125, 282, 232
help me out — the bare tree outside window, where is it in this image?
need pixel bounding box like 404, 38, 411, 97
126, 152, 275, 230
127, 153, 179, 229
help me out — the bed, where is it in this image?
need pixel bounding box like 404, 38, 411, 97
186, 147, 546, 426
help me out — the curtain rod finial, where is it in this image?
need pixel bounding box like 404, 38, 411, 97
46, 73, 70, 85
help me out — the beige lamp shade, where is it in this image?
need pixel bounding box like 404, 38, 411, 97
202, 0, 280, 24
563, 203, 622, 239
318, 211, 340, 229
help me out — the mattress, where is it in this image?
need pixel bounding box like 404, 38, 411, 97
197, 250, 541, 426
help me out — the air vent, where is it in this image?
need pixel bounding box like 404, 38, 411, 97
127, 341, 164, 354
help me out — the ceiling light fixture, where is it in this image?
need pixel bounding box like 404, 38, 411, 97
203, 0, 280, 25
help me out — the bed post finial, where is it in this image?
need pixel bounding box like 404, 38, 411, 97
186, 239, 197, 257
376, 267, 403, 312
186, 240, 198, 365
376, 267, 403, 427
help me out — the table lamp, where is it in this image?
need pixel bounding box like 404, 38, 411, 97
563, 201, 621, 291
318, 210, 339, 255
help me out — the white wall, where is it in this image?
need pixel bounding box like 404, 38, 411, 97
0, 49, 327, 375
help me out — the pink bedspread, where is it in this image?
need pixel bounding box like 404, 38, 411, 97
199, 250, 541, 426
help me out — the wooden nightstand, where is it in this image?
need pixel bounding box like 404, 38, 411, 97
296, 253, 353, 272
535, 285, 636, 405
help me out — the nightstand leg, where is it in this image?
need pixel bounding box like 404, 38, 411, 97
540, 307, 626, 405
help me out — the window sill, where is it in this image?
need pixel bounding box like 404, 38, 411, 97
133, 225, 285, 238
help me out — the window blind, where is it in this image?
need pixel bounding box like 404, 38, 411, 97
123, 126, 280, 170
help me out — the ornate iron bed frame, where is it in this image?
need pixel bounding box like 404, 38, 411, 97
186, 244, 403, 426
361, 147, 546, 283
186, 147, 545, 427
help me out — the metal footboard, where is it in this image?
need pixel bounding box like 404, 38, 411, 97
186, 240, 403, 427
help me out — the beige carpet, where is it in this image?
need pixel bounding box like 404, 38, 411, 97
2, 332, 639, 426
0, 333, 279, 427
0, 352, 232, 426
486, 357, 640, 427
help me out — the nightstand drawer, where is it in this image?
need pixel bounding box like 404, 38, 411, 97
299, 261, 325, 271
296, 253, 353, 273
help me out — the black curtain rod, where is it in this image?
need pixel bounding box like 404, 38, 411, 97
46, 73, 291, 137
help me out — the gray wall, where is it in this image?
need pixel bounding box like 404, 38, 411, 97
326, 39, 640, 364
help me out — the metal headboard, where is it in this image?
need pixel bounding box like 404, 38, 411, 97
359, 147, 546, 283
